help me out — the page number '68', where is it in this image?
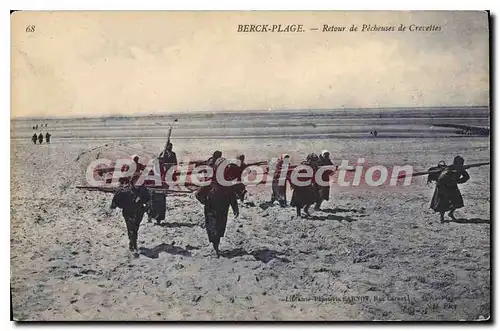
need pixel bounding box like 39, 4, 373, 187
25, 25, 35, 33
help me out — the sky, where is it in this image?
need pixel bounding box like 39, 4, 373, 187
11, 11, 489, 118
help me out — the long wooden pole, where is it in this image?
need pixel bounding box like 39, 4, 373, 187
75, 186, 192, 194
397, 162, 489, 179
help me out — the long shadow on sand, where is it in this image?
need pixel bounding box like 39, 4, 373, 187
154, 222, 199, 228
220, 248, 290, 263
140, 243, 192, 259
444, 218, 490, 225
305, 214, 358, 222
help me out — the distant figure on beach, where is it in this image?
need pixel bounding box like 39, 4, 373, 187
159, 142, 177, 172
206, 150, 222, 168
45, 132, 51, 144
32, 125, 35, 130
430, 155, 470, 223
31, 133, 37, 144
35, 124, 38, 130
315, 150, 336, 211
290, 153, 320, 217
270, 154, 290, 207
38, 133, 43, 144
196, 157, 239, 257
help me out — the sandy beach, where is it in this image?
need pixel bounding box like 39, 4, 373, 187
10, 111, 491, 321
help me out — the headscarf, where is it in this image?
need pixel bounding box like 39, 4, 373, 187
280, 153, 290, 160
305, 153, 320, 167
207, 151, 223, 167
307, 153, 319, 162
321, 150, 330, 158
453, 155, 465, 166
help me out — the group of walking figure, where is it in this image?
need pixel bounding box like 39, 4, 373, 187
31, 132, 51, 144
106, 139, 473, 257
30, 123, 51, 144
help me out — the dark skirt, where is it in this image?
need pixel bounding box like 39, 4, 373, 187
430, 184, 464, 212
291, 184, 319, 208
147, 192, 166, 221
204, 199, 230, 243
122, 204, 146, 224
318, 185, 330, 201
272, 182, 287, 203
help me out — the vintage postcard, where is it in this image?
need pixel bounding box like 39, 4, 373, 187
10, 11, 490, 321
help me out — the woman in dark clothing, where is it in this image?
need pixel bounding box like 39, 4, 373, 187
32, 133, 38, 144
203, 182, 239, 257
271, 154, 290, 207
159, 142, 177, 173
430, 155, 470, 222
111, 180, 151, 254
315, 150, 335, 211
196, 157, 239, 257
232, 154, 247, 201
290, 153, 320, 217
38, 133, 43, 144
232, 154, 267, 201
147, 191, 166, 225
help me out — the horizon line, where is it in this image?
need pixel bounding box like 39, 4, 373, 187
11, 105, 490, 121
